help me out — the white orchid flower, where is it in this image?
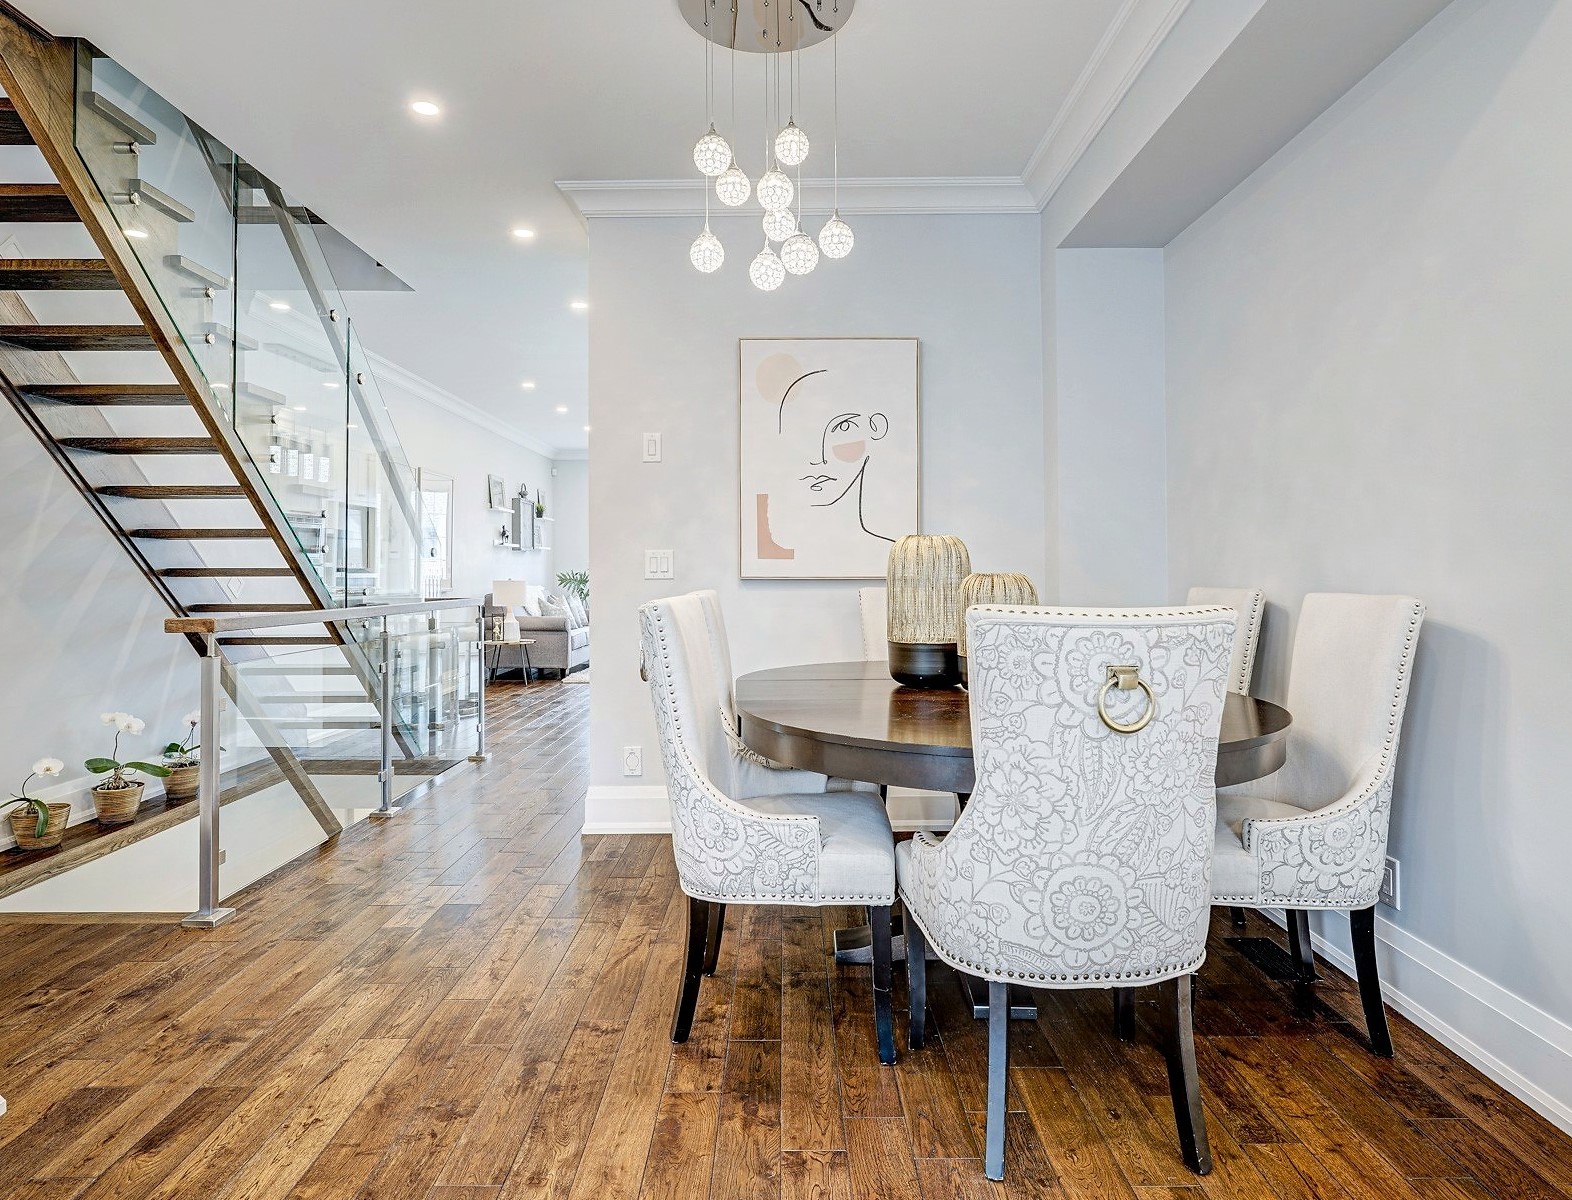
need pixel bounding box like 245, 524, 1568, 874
100, 711, 122, 726
32, 758, 63, 777
184, 711, 201, 727
115, 713, 146, 735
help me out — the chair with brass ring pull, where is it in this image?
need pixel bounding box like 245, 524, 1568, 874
1097, 663, 1157, 733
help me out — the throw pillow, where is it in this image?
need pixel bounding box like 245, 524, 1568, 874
566, 595, 588, 628
541, 597, 571, 622
519, 589, 542, 617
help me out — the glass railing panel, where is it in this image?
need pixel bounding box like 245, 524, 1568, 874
380, 610, 483, 767
346, 321, 423, 605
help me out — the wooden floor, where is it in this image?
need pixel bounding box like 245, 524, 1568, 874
1, 679, 1569, 1199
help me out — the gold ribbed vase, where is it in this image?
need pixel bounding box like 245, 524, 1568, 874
958, 572, 1039, 684
886, 534, 971, 688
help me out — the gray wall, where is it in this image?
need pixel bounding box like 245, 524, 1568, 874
1166, 0, 1572, 1034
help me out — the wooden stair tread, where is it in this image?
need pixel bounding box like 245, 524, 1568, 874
97, 484, 246, 499
129, 527, 270, 539
0, 98, 33, 146
0, 324, 156, 351
59, 436, 217, 454
26, 383, 188, 405
0, 184, 78, 221
0, 259, 120, 290
0, 760, 284, 901
159, 566, 296, 577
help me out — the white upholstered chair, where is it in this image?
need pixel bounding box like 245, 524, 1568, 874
1186, 586, 1265, 695
641, 592, 899, 1064
859, 586, 888, 660
1211, 593, 1424, 1057
901, 604, 1236, 1179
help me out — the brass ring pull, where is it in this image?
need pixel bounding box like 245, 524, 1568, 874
1097, 664, 1156, 734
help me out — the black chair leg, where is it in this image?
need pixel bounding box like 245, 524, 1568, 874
985, 980, 1009, 1180
1113, 988, 1136, 1042
1230, 906, 1248, 929
906, 914, 928, 1049
1162, 974, 1213, 1175
670, 895, 710, 1044
702, 902, 726, 976
1286, 908, 1317, 1016
870, 904, 896, 1066
1350, 905, 1394, 1057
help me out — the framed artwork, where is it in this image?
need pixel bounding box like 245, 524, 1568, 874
739, 337, 920, 579
487, 474, 506, 511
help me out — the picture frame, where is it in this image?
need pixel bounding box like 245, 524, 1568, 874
487, 473, 506, 511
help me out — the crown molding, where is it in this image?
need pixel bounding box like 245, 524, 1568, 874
553, 447, 588, 462
557, 176, 1037, 219
363, 349, 572, 461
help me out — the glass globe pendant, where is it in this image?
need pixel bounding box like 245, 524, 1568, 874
781, 230, 819, 275
749, 241, 786, 292
693, 125, 732, 177
756, 166, 794, 213
715, 164, 751, 207
762, 207, 797, 243
689, 224, 724, 273
775, 120, 809, 167
818, 211, 854, 259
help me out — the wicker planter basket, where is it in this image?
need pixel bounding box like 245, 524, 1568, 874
8, 802, 70, 851
163, 763, 199, 804
886, 534, 971, 689
92, 782, 144, 826
958, 572, 1040, 685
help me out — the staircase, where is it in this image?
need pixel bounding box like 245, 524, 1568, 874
0, 8, 478, 909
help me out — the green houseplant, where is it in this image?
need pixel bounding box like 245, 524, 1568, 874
6, 758, 69, 851
556, 570, 589, 608
161, 710, 202, 804
86, 712, 169, 826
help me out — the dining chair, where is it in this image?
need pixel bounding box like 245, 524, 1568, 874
1211, 592, 1424, 1057
641, 592, 900, 1065
1186, 586, 1265, 695
859, 586, 888, 660
901, 604, 1236, 1180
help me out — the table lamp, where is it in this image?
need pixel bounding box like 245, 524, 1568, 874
886, 533, 971, 688
492, 579, 530, 643
957, 572, 1039, 685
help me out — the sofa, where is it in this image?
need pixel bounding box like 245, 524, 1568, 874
485, 584, 589, 677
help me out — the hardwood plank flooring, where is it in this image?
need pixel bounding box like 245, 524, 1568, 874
0, 678, 1567, 1198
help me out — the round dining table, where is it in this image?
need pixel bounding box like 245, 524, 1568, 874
735, 660, 1293, 1018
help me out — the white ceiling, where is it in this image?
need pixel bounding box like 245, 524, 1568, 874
21, 0, 1127, 453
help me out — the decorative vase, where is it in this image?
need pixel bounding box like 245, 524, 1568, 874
958, 572, 1040, 685
92, 782, 144, 826
164, 763, 200, 804
9, 802, 70, 851
886, 534, 971, 689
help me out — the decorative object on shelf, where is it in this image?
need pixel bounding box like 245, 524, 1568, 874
556, 570, 590, 609
85, 712, 169, 826
680, 0, 857, 287
535, 499, 546, 518
493, 580, 531, 643
886, 534, 971, 689
160, 710, 203, 804
740, 337, 919, 579
957, 572, 1039, 685
6, 758, 68, 851
487, 474, 506, 511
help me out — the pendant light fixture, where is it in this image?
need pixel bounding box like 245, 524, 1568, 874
818, 31, 854, 260
691, 19, 731, 176
749, 239, 785, 291
763, 206, 798, 243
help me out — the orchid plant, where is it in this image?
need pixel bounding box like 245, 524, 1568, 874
6, 758, 64, 838
86, 712, 171, 791
162, 710, 203, 767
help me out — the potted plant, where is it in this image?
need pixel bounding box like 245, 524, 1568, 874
556, 570, 589, 608
535, 499, 546, 518
85, 712, 169, 826
161, 710, 202, 804
6, 758, 69, 851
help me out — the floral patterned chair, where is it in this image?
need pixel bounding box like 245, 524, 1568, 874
1211, 593, 1425, 1057
641, 592, 899, 1064
1185, 586, 1265, 694
901, 605, 1236, 1180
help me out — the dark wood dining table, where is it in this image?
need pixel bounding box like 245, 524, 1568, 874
735, 660, 1293, 1017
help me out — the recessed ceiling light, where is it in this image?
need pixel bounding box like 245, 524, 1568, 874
555, 405, 568, 414
570, 300, 589, 311
520, 380, 536, 390
268, 300, 291, 312
410, 100, 441, 117
511, 227, 536, 240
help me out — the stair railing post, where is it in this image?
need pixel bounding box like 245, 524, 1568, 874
375, 615, 399, 816
469, 611, 489, 762
182, 634, 235, 928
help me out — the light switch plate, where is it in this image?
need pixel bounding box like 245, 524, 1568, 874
642, 432, 662, 462
645, 549, 674, 580
1379, 855, 1401, 910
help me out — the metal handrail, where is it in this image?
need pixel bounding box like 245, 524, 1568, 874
165, 596, 483, 635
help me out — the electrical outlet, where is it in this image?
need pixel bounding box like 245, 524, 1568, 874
644, 549, 674, 580
622, 746, 643, 777
1379, 855, 1401, 910
642, 432, 662, 462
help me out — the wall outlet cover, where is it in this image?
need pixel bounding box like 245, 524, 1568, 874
622, 746, 644, 777
1379, 855, 1401, 910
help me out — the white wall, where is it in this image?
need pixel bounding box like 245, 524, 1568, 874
1055, 248, 1168, 604
550, 458, 589, 588
1165, 0, 1572, 1125
587, 212, 1047, 817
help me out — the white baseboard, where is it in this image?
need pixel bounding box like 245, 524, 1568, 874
1258, 908, 1572, 1135
582, 784, 958, 836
